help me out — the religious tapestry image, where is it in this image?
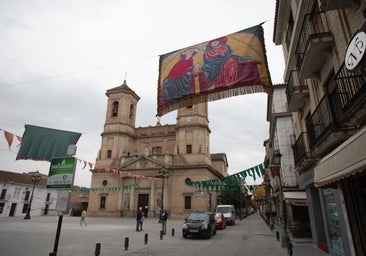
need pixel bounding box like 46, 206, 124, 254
157, 24, 272, 116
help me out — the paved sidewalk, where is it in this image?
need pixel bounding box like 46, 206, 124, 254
0, 213, 327, 255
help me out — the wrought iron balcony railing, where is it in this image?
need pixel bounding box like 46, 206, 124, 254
295, 12, 333, 79
286, 70, 309, 111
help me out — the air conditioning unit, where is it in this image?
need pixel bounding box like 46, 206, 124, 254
318, 0, 358, 12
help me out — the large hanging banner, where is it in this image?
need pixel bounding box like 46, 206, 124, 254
157, 24, 272, 116
16, 125, 81, 161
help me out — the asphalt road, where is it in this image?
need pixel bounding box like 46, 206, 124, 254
0, 213, 326, 256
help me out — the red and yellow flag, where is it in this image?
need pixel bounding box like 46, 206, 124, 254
157, 24, 272, 116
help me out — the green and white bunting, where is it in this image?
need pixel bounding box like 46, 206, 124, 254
185, 163, 264, 192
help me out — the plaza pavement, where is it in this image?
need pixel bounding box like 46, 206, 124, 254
0, 212, 328, 256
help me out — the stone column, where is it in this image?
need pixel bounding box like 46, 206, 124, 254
150, 179, 155, 217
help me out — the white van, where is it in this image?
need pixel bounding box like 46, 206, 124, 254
216, 205, 235, 225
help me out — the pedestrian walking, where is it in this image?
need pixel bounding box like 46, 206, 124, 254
160, 209, 168, 234
136, 207, 143, 231
80, 209, 87, 226
140, 212, 144, 231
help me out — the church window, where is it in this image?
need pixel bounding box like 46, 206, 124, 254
100, 196, 106, 209
129, 104, 134, 120
152, 146, 162, 155
112, 101, 119, 117
107, 150, 112, 158
186, 144, 192, 154
184, 196, 192, 209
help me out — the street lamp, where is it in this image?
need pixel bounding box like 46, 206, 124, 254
264, 175, 272, 226
158, 167, 169, 211
208, 191, 212, 212
24, 171, 41, 220
272, 151, 290, 247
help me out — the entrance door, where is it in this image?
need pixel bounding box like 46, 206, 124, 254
138, 194, 149, 218
9, 203, 16, 217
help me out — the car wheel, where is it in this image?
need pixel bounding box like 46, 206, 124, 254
206, 231, 212, 239
183, 233, 187, 238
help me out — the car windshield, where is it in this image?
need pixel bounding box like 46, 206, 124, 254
217, 207, 231, 213
188, 213, 209, 221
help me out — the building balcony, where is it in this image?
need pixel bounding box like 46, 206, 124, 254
286, 70, 309, 111
295, 12, 333, 79
306, 94, 357, 158
292, 132, 315, 173
334, 64, 366, 127
318, 0, 360, 12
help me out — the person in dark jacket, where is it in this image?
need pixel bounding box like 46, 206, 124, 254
160, 209, 168, 234
136, 207, 143, 231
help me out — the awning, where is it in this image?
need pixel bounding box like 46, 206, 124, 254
283, 191, 307, 206
314, 126, 366, 187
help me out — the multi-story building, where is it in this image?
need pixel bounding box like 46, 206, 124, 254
88, 80, 228, 218
0, 170, 59, 218
264, 83, 310, 243
273, 0, 366, 255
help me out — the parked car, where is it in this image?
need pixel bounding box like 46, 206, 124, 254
182, 212, 217, 239
214, 212, 226, 229
216, 204, 235, 225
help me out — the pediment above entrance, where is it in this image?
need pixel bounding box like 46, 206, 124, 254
119, 155, 166, 171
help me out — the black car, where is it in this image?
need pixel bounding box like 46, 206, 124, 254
182, 212, 217, 239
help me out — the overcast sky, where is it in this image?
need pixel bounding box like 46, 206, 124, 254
0, 0, 284, 187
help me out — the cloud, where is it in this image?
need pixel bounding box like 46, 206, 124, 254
0, 0, 283, 187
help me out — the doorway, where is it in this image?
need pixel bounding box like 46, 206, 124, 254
138, 194, 149, 218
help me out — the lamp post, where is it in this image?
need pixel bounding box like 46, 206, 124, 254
24, 171, 41, 220
264, 175, 272, 226
272, 151, 289, 247
208, 191, 212, 212
158, 167, 169, 211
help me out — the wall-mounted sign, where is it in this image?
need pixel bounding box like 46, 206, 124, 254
345, 30, 366, 72
56, 190, 70, 212
47, 157, 76, 188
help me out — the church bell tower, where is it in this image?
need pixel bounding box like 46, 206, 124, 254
95, 80, 140, 168
176, 102, 211, 164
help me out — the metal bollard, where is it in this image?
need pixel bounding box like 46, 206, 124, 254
276, 231, 280, 241
95, 243, 101, 256
172, 228, 175, 237
287, 241, 293, 256
160, 230, 163, 240
124, 237, 129, 250
144, 233, 148, 244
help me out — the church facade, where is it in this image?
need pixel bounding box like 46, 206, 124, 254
88, 80, 228, 219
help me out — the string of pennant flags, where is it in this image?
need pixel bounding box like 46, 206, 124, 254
185, 163, 265, 193
0, 128, 163, 182
88, 183, 140, 193
1, 128, 265, 193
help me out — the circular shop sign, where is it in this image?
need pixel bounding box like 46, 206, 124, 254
345, 30, 366, 72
